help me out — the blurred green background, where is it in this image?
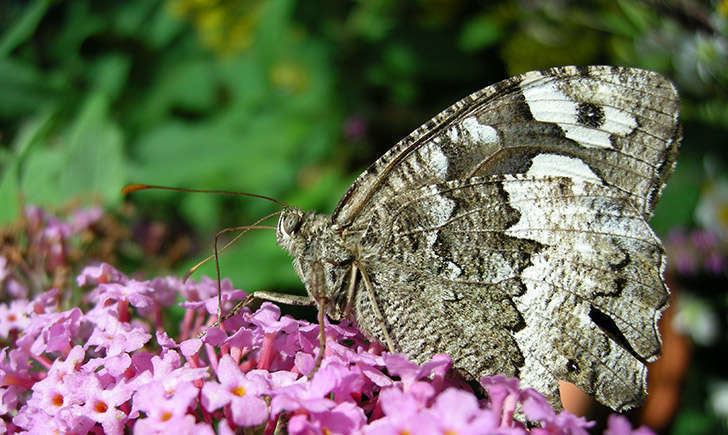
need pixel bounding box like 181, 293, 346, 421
1, 0, 727, 432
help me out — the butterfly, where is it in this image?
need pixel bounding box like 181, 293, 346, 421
230, 66, 680, 412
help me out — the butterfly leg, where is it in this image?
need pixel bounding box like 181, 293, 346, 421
309, 261, 328, 378
353, 261, 396, 353
198, 291, 315, 338
342, 262, 358, 318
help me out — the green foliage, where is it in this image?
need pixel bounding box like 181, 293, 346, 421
22, 94, 125, 206
672, 409, 726, 435
0, 0, 49, 57
459, 14, 503, 52
0, 0, 347, 286
651, 155, 703, 235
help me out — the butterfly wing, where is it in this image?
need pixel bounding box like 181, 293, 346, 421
332, 66, 680, 227
333, 66, 680, 410
350, 174, 667, 411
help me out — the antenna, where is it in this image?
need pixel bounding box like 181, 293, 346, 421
122, 183, 288, 327
183, 210, 282, 282
122, 184, 290, 208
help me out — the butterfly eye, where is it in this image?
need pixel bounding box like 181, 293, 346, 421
282, 212, 302, 236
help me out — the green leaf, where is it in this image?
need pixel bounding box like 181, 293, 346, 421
616, 0, 653, 33
13, 106, 57, 160
672, 408, 722, 435
286, 166, 354, 213
130, 59, 218, 129
19, 147, 65, 205
0, 0, 50, 57
600, 11, 639, 37
144, 4, 186, 50
459, 15, 503, 52
21, 93, 125, 206
114, 1, 159, 35
129, 122, 244, 188
89, 55, 131, 99
0, 58, 61, 118
62, 94, 125, 203
0, 158, 21, 225
348, 0, 397, 42
0, 108, 56, 224
47, 1, 104, 62
651, 155, 702, 234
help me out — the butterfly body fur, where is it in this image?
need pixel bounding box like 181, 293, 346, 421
274, 66, 680, 412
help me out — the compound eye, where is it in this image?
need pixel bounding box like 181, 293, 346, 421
282, 212, 302, 236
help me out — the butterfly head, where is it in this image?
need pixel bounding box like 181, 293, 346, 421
277, 207, 333, 258
276, 208, 304, 253
276, 207, 353, 320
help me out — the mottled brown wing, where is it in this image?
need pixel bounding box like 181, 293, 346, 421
332, 66, 680, 227
331, 66, 680, 411
349, 175, 668, 411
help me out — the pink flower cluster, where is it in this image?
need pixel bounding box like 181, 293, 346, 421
0, 262, 655, 434
0, 205, 103, 301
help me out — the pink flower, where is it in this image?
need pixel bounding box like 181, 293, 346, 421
0, 255, 9, 283
136, 350, 207, 393
30, 288, 60, 314
15, 307, 82, 355
0, 348, 34, 412
288, 401, 367, 435
270, 363, 339, 416
605, 414, 655, 435
89, 281, 155, 310
30, 346, 86, 410
201, 355, 271, 427
428, 388, 499, 435
69, 206, 103, 232
384, 352, 451, 391
363, 387, 440, 435
148, 276, 186, 307
132, 380, 201, 430
481, 376, 594, 434
178, 276, 234, 306
86, 315, 152, 356
19, 346, 135, 434
0, 299, 31, 338
134, 414, 216, 435
78, 374, 133, 434
77, 263, 129, 286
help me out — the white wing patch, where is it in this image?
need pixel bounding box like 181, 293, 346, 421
501, 175, 658, 407
461, 117, 498, 144
526, 154, 603, 184
417, 141, 449, 179
417, 186, 457, 251
446, 117, 498, 145
522, 81, 637, 149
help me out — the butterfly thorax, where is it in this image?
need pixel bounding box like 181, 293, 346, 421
276, 207, 354, 320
